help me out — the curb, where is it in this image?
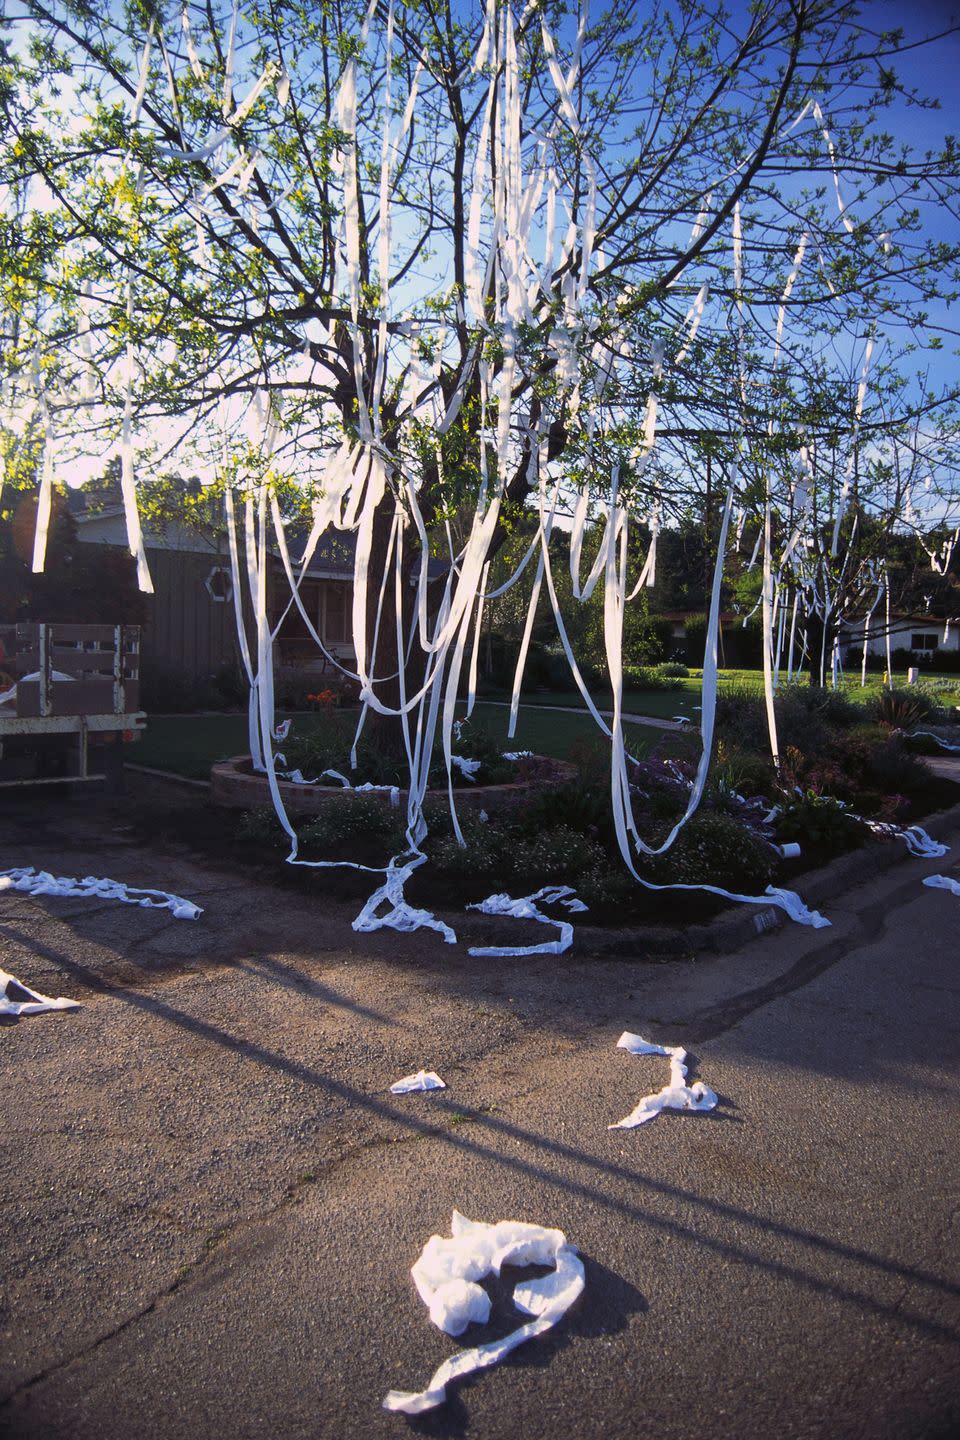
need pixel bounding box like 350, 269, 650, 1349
538, 799, 960, 959
120, 762, 960, 961
123, 762, 212, 791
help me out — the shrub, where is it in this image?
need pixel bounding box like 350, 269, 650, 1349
213, 661, 247, 708
623, 664, 683, 692
779, 683, 862, 730
916, 678, 960, 702
916, 648, 960, 675
870, 646, 960, 676
875, 792, 912, 823
514, 740, 615, 841
273, 666, 320, 711
721, 619, 763, 668
436, 718, 516, 785
717, 684, 869, 762
775, 792, 867, 858
658, 661, 690, 677
140, 660, 223, 713
237, 805, 288, 848
860, 736, 935, 798
427, 826, 509, 881
576, 862, 638, 911
298, 793, 406, 852
511, 826, 610, 885
712, 742, 775, 802
272, 665, 362, 711
779, 744, 854, 803
683, 613, 708, 663
638, 810, 776, 892
868, 686, 943, 730
282, 717, 409, 787
629, 756, 693, 821
714, 685, 770, 752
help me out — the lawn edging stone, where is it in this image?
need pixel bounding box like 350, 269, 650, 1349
209, 753, 577, 817
531, 797, 960, 960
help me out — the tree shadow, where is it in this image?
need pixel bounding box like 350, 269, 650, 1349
3, 921, 958, 1359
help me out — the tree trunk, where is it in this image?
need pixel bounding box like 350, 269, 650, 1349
805, 610, 828, 687
360, 493, 450, 775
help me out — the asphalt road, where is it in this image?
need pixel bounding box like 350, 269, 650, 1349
0, 783, 958, 1440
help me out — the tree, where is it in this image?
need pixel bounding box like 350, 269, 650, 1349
484, 517, 664, 685
0, 483, 145, 623
2, 0, 959, 763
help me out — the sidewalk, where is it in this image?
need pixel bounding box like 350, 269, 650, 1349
477, 697, 689, 729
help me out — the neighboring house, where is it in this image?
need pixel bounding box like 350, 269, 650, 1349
271, 530, 356, 674
847, 614, 960, 659
657, 610, 740, 645
72, 500, 240, 676
72, 492, 454, 681
71, 495, 359, 677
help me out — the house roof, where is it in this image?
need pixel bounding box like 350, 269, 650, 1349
886, 614, 960, 626
843, 613, 960, 628
286, 528, 447, 581
72, 495, 447, 581
287, 530, 357, 577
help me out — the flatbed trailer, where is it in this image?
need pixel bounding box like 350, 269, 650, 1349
0, 622, 145, 789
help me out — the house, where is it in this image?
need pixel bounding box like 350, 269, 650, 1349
71, 488, 453, 685
845, 613, 960, 659
71, 490, 360, 680
653, 610, 757, 666
270, 530, 356, 674
71, 497, 241, 677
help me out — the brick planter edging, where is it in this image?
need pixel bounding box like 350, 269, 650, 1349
209, 754, 577, 817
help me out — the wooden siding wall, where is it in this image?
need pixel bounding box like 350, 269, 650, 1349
141, 547, 238, 673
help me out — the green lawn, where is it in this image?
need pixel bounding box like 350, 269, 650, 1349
466, 702, 659, 761
132, 713, 274, 779
510, 686, 701, 720
131, 668, 958, 780
131, 703, 661, 779
499, 666, 960, 719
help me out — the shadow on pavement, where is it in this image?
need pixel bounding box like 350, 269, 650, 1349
3, 920, 957, 1356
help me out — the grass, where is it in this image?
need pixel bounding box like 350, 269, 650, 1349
507, 686, 701, 720
466, 702, 659, 761
130, 668, 960, 780
130, 703, 661, 779
132, 713, 267, 779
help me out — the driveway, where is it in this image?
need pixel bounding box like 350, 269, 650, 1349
1, 780, 957, 1439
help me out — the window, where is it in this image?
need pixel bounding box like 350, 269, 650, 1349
322, 583, 351, 643
204, 565, 233, 603
910, 632, 938, 651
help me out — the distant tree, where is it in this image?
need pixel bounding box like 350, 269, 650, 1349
0, 483, 145, 623
2, 0, 959, 737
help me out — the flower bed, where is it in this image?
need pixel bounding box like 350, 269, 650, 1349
210, 752, 576, 818
216, 686, 960, 927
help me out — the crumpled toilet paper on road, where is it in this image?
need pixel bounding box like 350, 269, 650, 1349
383, 1211, 585, 1414
609, 1031, 718, 1129
0, 967, 79, 1018
0, 867, 202, 920
923, 873, 960, 896
466, 885, 587, 957
389, 1070, 446, 1094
